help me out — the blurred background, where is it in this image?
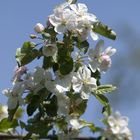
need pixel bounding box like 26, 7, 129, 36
0, 0, 139, 139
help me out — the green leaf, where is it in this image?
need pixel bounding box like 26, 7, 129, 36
92, 22, 116, 40
94, 94, 109, 106
25, 120, 53, 137
67, 92, 88, 116
44, 95, 58, 117
20, 121, 26, 129
8, 104, 19, 121
16, 41, 40, 66
43, 56, 54, 69
80, 40, 89, 54
27, 88, 48, 116
102, 104, 112, 117
0, 118, 18, 132
93, 85, 116, 94
59, 57, 73, 75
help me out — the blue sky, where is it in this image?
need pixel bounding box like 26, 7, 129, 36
0, 0, 140, 139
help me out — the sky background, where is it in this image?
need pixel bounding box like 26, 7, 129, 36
0, 0, 140, 139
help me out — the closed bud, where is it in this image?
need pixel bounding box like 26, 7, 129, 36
30, 34, 37, 39
34, 23, 44, 33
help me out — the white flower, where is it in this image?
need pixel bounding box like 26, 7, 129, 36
49, 6, 77, 34
34, 23, 44, 33
2, 82, 25, 109
70, 3, 98, 41
56, 93, 70, 116
55, 72, 73, 93
72, 65, 97, 99
76, 18, 98, 41
0, 105, 8, 121
42, 44, 58, 57
103, 111, 133, 140
88, 40, 116, 72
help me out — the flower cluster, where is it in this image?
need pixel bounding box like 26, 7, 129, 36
1, 0, 133, 139
49, 2, 98, 41
103, 112, 132, 140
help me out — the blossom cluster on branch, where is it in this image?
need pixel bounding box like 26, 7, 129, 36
1, 0, 132, 140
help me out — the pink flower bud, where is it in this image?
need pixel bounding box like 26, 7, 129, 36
100, 55, 111, 72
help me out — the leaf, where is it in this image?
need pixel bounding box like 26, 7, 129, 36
68, 92, 88, 116
92, 22, 116, 40
102, 104, 112, 117
16, 41, 40, 66
8, 104, 19, 121
0, 118, 18, 132
80, 40, 89, 54
25, 120, 53, 137
43, 56, 54, 69
44, 95, 58, 117
94, 94, 109, 106
93, 85, 116, 94
20, 121, 26, 129
59, 57, 73, 75
27, 88, 48, 116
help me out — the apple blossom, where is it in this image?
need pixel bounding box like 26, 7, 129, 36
72, 65, 97, 99
103, 112, 133, 140
2, 82, 25, 109
88, 40, 116, 72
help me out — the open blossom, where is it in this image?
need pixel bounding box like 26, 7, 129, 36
70, 3, 98, 41
34, 23, 44, 33
103, 112, 133, 140
42, 43, 58, 57
72, 65, 97, 99
88, 40, 116, 72
2, 82, 25, 109
49, 6, 77, 34
56, 92, 70, 116
55, 72, 73, 93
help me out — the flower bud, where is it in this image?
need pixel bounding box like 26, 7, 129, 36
100, 55, 111, 72
30, 34, 37, 39
34, 23, 44, 33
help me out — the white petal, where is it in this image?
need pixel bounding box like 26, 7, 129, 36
70, 4, 78, 13
81, 91, 90, 100
82, 66, 91, 79
78, 3, 88, 13
90, 31, 98, 41
55, 24, 67, 34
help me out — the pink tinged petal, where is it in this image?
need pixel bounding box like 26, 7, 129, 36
90, 31, 98, 41
55, 24, 67, 34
